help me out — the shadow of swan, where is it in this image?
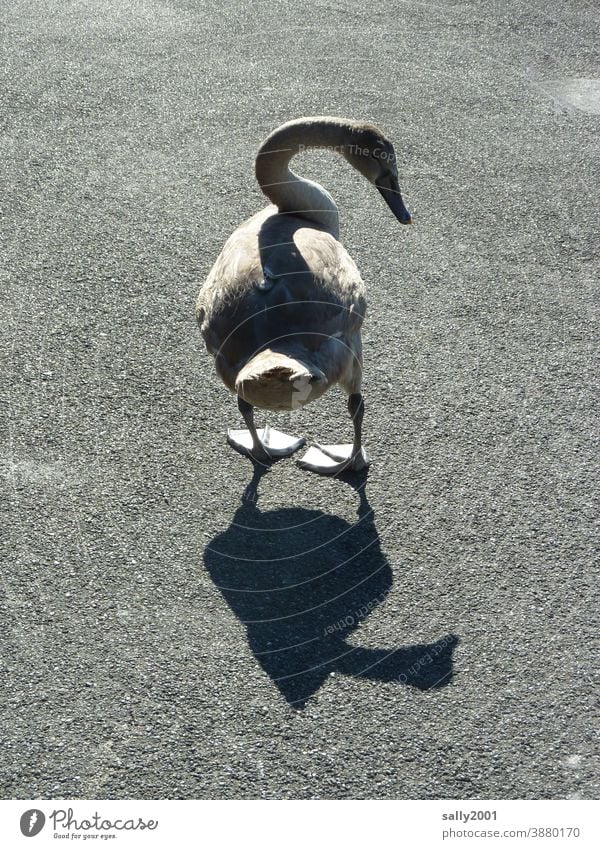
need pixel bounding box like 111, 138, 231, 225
203, 474, 458, 708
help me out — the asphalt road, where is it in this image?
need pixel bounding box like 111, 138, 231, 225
1, 0, 598, 799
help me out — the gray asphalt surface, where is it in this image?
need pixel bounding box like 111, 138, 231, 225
1, 0, 598, 799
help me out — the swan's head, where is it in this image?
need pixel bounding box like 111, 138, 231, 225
343, 124, 412, 224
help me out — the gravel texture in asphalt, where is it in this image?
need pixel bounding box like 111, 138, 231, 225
1, 0, 598, 799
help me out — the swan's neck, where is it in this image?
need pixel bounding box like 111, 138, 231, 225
255, 118, 351, 238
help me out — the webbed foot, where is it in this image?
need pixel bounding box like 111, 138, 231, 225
297, 443, 370, 475
227, 424, 305, 462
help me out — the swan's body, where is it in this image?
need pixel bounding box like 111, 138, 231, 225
199, 205, 364, 409
196, 117, 411, 473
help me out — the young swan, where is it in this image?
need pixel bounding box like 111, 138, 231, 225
196, 116, 411, 474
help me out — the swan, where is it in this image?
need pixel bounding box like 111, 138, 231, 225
196, 116, 411, 474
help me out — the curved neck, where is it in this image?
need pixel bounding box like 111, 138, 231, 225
255, 117, 351, 237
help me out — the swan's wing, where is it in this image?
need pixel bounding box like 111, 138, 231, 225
255, 221, 367, 390
196, 207, 269, 339
291, 225, 366, 329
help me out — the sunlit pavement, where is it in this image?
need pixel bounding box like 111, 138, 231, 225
1, 0, 597, 799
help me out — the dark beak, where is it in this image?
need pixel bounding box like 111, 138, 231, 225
375, 173, 412, 224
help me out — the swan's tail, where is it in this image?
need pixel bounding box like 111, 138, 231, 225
235, 349, 327, 412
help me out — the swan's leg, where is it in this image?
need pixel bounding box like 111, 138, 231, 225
349, 392, 364, 459
230, 397, 270, 463
297, 392, 370, 475
227, 397, 305, 462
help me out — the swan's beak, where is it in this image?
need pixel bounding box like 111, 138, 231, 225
375, 174, 412, 224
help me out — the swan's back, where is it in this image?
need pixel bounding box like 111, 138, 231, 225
197, 208, 366, 394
